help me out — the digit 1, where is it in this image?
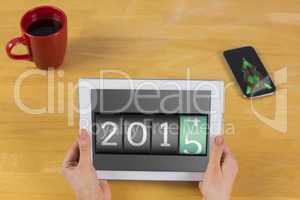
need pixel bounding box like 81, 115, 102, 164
160, 122, 170, 147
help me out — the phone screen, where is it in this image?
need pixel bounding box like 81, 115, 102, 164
223, 46, 276, 98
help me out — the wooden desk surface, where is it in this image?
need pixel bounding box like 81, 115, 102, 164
1, 0, 299, 199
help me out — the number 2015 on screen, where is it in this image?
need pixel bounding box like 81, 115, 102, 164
94, 115, 208, 155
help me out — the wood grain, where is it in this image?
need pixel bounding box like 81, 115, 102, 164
0, 0, 299, 199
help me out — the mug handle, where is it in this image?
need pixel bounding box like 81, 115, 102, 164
6, 35, 32, 60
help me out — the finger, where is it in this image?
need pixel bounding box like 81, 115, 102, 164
221, 144, 239, 180
78, 129, 92, 166
99, 180, 111, 200
198, 181, 203, 190
207, 135, 225, 171
62, 141, 79, 169
61, 141, 79, 177
222, 145, 236, 167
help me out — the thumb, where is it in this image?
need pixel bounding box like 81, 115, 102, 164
78, 129, 92, 166
207, 135, 224, 171
198, 181, 203, 190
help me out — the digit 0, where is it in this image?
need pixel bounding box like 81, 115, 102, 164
127, 122, 147, 147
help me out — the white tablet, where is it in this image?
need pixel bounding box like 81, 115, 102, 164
78, 78, 224, 181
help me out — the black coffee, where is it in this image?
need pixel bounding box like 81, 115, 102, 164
27, 18, 62, 36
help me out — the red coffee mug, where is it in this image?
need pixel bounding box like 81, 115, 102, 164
6, 5, 67, 70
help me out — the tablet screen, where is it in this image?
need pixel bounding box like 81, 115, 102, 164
91, 89, 211, 172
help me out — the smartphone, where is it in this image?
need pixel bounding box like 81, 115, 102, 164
223, 46, 276, 98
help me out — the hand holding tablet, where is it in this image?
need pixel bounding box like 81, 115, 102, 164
61, 130, 111, 200
199, 136, 239, 200
62, 130, 238, 200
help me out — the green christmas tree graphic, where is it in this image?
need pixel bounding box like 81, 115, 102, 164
241, 57, 272, 96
